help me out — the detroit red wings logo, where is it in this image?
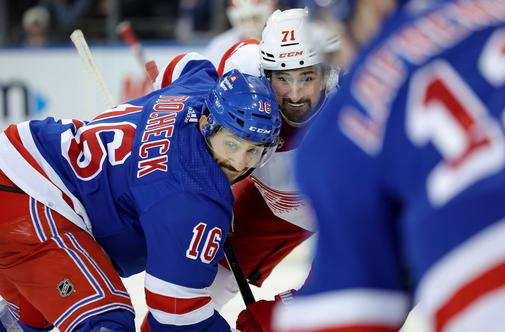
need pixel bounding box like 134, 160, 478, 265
251, 177, 304, 214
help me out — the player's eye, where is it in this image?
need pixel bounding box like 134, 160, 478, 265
246, 147, 260, 156
225, 141, 238, 152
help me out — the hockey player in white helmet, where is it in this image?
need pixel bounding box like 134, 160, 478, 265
204, 0, 277, 67
151, 8, 341, 329
259, 7, 335, 126
211, 7, 342, 332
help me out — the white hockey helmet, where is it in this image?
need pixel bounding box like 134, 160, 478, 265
227, 0, 276, 40
259, 8, 323, 72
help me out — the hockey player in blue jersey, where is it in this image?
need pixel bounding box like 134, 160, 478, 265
271, 0, 505, 331
0, 53, 281, 332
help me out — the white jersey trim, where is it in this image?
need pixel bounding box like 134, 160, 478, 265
444, 287, 505, 332
208, 264, 239, 310
145, 273, 210, 298
155, 52, 208, 90
416, 218, 505, 330
17, 121, 92, 231
145, 273, 215, 326
148, 302, 215, 327
273, 289, 409, 331
0, 128, 91, 233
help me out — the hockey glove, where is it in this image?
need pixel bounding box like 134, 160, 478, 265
236, 290, 295, 332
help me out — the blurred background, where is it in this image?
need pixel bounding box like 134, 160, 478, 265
1, 0, 306, 46
0, 0, 342, 128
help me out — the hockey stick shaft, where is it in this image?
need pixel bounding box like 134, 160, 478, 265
70, 29, 115, 107
117, 21, 156, 89
223, 239, 256, 306
117, 21, 147, 66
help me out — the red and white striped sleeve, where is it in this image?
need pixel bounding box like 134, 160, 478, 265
154, 52, 210, 89
144, 272, 215, 326
217, 39, 261, 77
0, 122, 91, 233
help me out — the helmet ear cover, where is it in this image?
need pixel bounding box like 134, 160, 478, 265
200, 108, 219, 140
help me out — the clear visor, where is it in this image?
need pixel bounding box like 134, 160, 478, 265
205, 127, 279, 169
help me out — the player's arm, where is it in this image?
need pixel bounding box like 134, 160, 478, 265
139, 192, 232, 331
208, 176, 311, 311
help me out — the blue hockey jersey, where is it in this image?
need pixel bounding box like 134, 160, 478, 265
0, 54, 233, 331
274, 1, 505, 331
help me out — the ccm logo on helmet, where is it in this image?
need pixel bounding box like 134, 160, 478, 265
279, 51, 303, 58
249, 126, 271, 134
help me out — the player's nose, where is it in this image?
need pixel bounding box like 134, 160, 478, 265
286, 84, 303, 102
228, 152, 249, 172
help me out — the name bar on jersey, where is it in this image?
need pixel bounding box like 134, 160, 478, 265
137, 95, 189, 178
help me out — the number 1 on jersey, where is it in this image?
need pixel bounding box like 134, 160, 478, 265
407, 60, 505, 206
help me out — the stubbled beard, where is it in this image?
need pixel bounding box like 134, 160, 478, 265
280, 98, 313, 123
218, 161, 242, 180
218, 162, 239, 173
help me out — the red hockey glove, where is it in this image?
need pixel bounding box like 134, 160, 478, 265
236, 299, 275, 332
236, 290, 295, 332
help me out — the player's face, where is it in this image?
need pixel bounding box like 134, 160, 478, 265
206, 127, 265, 182
270, 66, 324, 124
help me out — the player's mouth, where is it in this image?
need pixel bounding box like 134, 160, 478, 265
282, 98, 311, 110
218, 162, 245, 181
287, 102, 305, 108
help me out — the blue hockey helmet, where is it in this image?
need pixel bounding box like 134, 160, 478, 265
203, 69, 282, 167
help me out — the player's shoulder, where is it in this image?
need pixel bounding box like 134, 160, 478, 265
155, 52, 218, 90
130, 112, 233, 209
217, 38, 261, 76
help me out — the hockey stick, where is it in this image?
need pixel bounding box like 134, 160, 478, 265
117, 21, 156, 89
70, 29, 115, 107
223, 239, 256, 306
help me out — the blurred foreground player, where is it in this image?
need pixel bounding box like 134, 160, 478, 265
275, 0, 505, 331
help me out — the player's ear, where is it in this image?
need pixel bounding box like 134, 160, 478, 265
199, 114, 208, 133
